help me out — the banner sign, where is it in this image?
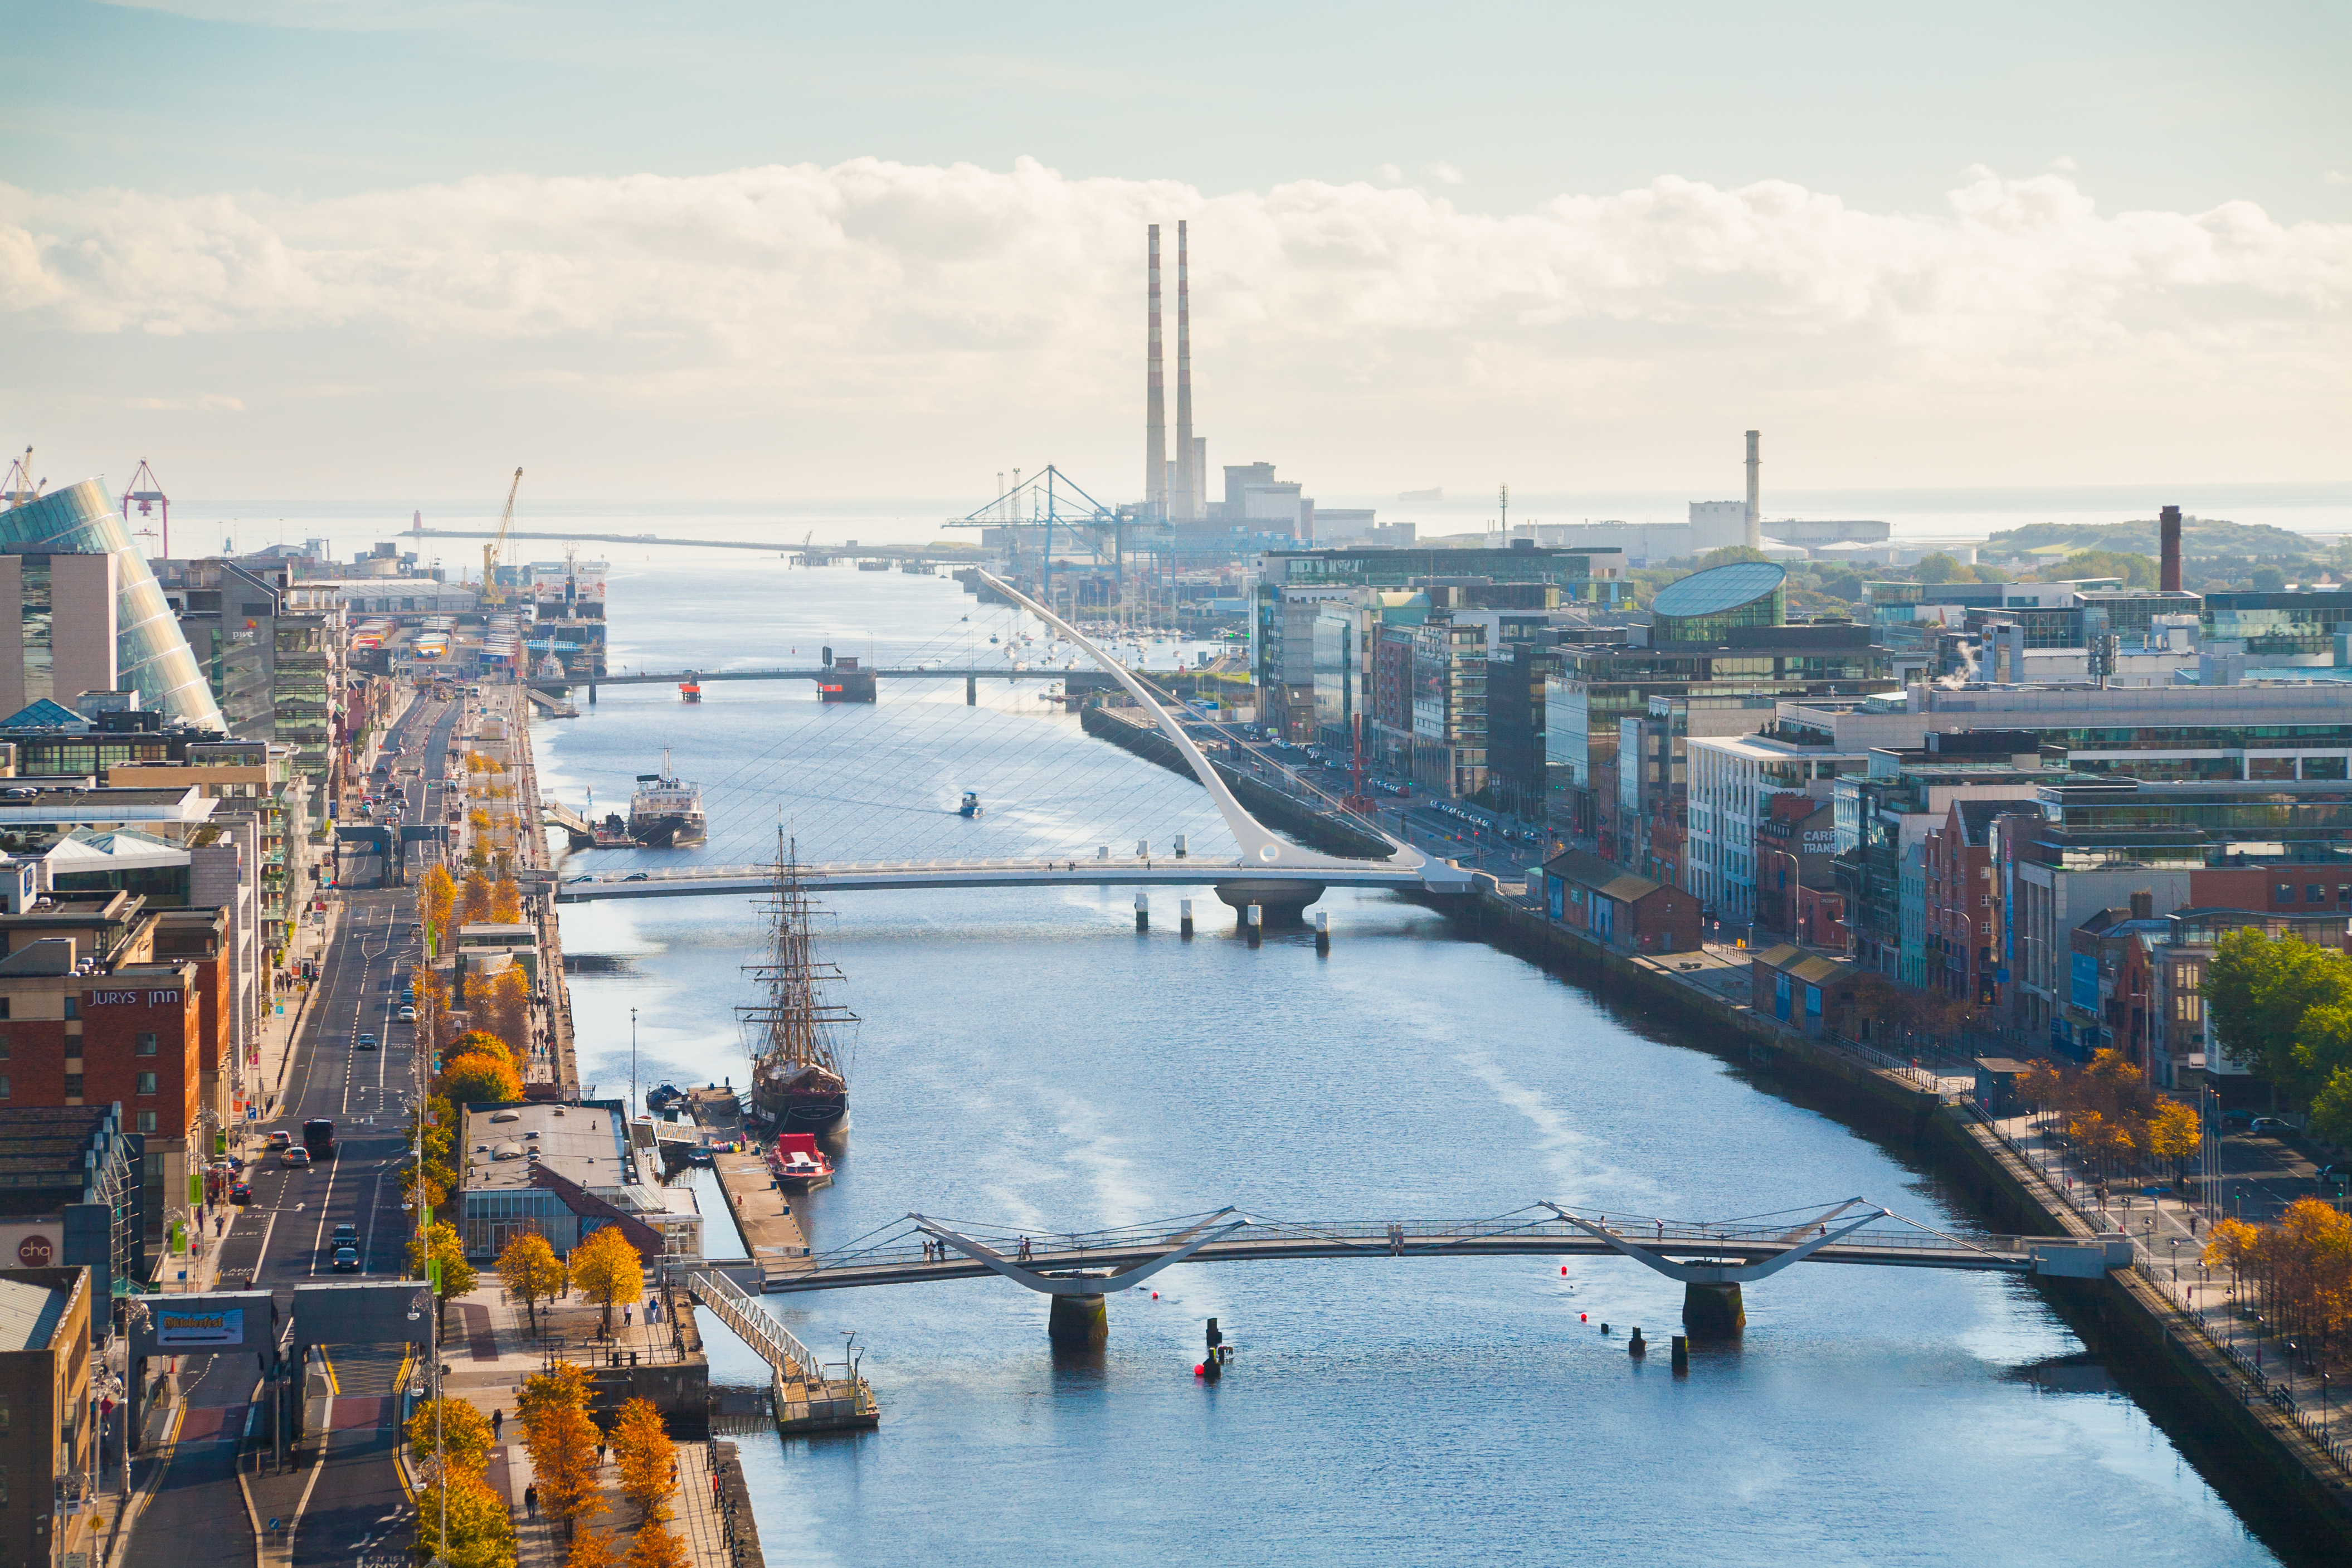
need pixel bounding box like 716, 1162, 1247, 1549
155, 1306, 244, 1346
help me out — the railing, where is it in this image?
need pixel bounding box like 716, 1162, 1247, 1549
683, 1267, 819, 1381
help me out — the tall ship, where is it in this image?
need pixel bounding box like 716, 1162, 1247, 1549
627, 748, 706, 846
742, 839, 854, 1140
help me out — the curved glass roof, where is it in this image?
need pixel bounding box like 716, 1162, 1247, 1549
1651, 559, 1787, 618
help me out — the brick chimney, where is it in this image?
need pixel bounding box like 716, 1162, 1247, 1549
2129, 889, 2154, 921
2159, 505, 2182, 593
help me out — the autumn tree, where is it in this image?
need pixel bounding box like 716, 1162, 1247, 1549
415, 1469, 517, 1568
520, 1362, 606, 1539
608, 1397, 676, 1525
485, 968, 533, 1059
624, 1523, 690, 1568
439, 1051, 524, 1107
419, 865, 458, 952
403, 1094, 459, 1220
2144, 1100, 2203, 1182
407, 1395, 494, 1475
408, 1219, 479, 1341
569, 1225, 645, 1336
566, 1532, 621, 1568
490, 876, 524, 924
497, 1231, 569, 1337
462, 869, 496, 924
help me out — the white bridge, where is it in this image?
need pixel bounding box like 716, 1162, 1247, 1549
552, 569, 1472, 907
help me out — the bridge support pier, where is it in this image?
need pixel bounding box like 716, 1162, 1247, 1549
966, 675, 976, 705
1215, 881, 1325, 923
1682, 1281, 1745, 1338
1048, 1292, 1109, 1348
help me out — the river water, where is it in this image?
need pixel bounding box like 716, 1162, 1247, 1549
540, 558, 2285, 1567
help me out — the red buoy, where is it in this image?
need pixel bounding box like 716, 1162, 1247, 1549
1193, 1363, 1206, 1376
1580, 1313, 1588, 1321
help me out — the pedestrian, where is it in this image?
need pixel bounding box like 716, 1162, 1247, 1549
524, 1484, 537, 1518
624, 1304, 632, 1328
491, 1408, 504, 1439
597, 1440, 607, 1465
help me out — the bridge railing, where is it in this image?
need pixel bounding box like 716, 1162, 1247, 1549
683, 1267, 821, 1381
794, 1205, 2029, 1277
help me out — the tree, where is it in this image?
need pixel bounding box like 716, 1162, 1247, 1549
2204, 928, 2352, 1100
415, 1466, 517, 1568
1914, 553, 1965, 583
2041, 549, 2158, 589
498, 1231, 569, 1337
566, 1532, 622, 1568
2293, 1003, 2352, 1095
570, 1225, 645, 1336
491, 876, 524, 924
439, 1052, 525, 1107
608, 1397, 676, 1525
520, 1365, 605, 1538
420, 865, 458, 952
624, 1523, 690, 1568
462, 868, 496, 922
408, 1219, 479, 1341
446, 1030, 516, 1070
2309, 1067, 2352, 1147
486, 968, 533, 1060
407, 1395, 494, 1476
1699, 545, 1772, 569
2144, 1100, 2202, 1181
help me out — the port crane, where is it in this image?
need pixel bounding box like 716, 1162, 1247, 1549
121, 459, 171, 555
482, 466, 523, 603
2, 446, 41, 509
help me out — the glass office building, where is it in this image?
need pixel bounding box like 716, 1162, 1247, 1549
1, 480, 224, 727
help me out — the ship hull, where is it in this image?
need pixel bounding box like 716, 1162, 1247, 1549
756, 1084, 848, 1136
630, 811, 706, 847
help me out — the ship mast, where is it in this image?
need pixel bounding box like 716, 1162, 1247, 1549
739, 832, 855, 1080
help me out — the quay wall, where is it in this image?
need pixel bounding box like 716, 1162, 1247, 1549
1458, 887, 2352, 1557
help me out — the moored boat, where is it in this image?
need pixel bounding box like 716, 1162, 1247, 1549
767, 1132, 835, 1191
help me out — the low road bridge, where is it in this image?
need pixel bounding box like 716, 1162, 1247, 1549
553, 569, 1468, 907
747, 1200, 2127, 1346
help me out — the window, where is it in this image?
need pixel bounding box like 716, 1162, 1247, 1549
2278, 884, 2294, 903
63, 996, 77, 1019
0, 1034, 8, 1059
137, 1111, 157, 1133
0, 1075, 8, 1099
0, 997, 8, 1018
2310, 885, 2327, 905
137, 1072, 158, 1095
64, 1073, 82, 1097
135, 1032, 158, 1056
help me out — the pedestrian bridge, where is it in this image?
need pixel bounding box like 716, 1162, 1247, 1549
738, 1199, 2126, 1343
552, 569, 1466, 907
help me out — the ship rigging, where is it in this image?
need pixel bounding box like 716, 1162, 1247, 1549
741, 835, 855, 1138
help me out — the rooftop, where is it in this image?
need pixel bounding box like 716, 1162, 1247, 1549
1651, 560, 1787, 618
0, 1274, 74, 1352
461, 1099, 632, 1191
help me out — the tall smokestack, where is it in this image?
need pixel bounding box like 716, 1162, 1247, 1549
1146, 225, 1166, 517
1744, 430, 1762, 549
2160, 504, 2182, 592
1175, 221, 1195, 521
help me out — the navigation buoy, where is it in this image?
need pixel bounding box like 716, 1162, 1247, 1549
1560, 1266, 1567, 1275
1580, 1313, 1588, 1322
1152, 1292, 1160, 1299
1600, 1323, 1610, 1335
1193, 1363, 1206, 1376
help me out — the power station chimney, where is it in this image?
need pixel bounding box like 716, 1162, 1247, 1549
1175, 220, 1195, 520
2160, 504, 2183, 592
1744, 430, 1762, 549
1146, 225, 1167, 517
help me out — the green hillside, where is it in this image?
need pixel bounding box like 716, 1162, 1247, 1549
1983, 516, 2316, 561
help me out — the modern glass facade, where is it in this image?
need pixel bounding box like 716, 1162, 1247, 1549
2203, 590, 2352, 658
1, 481, 225, 727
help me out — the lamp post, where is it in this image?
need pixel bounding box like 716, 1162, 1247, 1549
630, 1008, 639, 1121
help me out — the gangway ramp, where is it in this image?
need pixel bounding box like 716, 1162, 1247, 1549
681, 1267, 878, 1434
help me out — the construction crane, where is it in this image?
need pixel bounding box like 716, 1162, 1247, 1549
482, 466, 523, 604
121, 459, 170, 556
2, 447, 41, 509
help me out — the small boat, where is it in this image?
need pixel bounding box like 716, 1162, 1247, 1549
767, 1132, 835, 1192
960, 791, 982, 819
680, 674, 703, 702
645, 1082, 684, 1114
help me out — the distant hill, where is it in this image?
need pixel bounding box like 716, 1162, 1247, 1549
1983, 516, 2316, 561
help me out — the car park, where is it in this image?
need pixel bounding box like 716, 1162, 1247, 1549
283, 1146, 312, 1167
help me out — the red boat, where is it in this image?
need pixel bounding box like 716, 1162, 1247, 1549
680, 674, 703, 703
767, 1132, 835, 1192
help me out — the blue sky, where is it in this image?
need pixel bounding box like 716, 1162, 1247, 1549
1, 1, 2345, 500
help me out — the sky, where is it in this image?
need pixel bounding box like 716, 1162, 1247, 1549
1, 1, 2347, 508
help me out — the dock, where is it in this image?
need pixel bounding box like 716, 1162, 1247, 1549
683, 1268, 878, 1436
712, 1148, 810, 1275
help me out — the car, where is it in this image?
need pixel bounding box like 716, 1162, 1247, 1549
398, 1006, 417, 1022
332, 1223, 358, 1248
283, 1146, 312, 1168
566, 874, 595, 884
332, 1246, 361, 1273
2249, 1116, 2295, 1135
623, 872, 651, 882
356, 1033, 378, 1050
231, 1181, 253, 1205
265, 1129, 294, 1151
2220, 1107, 2257, 1126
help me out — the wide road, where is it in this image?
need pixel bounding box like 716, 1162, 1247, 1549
126, 688, 461, 1568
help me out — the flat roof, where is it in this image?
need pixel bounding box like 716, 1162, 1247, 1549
0, 1275, 73, 1352
461, 1100, 630, 1191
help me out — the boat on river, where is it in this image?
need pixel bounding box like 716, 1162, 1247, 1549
742, 835, 855, 1141
767, 1132, 835, 1191
628, 748, 706, 846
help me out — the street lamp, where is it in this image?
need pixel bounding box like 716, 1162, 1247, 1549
631, 1008, 639, 1122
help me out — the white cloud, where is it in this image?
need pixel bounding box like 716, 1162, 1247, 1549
1428, 162, 1465, 186
2, 158, 2346, 491
1375, 164, 1404, 186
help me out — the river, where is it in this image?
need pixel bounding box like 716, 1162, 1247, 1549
539, 558, 2283, 1566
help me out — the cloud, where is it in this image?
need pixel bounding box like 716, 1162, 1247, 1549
122, 394, 245, 411
2328, 171, 2349, 186
1375, 164, 1404, 185
1427, 162, 1465, 186
1, 157, 2346, 488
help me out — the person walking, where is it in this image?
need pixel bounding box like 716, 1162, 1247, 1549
491, 1408, 504, 1440
524, 1484, 537, 1518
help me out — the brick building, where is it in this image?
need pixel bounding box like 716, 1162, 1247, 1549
1754, 792, 1838, 942
1541, 848, 1702, 955
0, 1266, 97, 1568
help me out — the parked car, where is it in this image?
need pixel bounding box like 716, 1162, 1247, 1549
283, 1146, 312, 1168
266, 1129, 294, 1151
332, 1246, 361, 1273
2249, 1116, 2295, 1135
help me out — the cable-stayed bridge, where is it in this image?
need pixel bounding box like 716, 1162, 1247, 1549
550, 569, 1470, 909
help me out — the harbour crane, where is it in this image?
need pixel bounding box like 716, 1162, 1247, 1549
482, 466, 523, 603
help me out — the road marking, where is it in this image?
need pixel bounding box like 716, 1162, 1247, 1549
249, 1210, 279, 1277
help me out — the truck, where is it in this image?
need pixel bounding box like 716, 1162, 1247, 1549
303, 1118, 336, 1162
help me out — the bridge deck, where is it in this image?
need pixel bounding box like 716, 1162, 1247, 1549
758, 1222, 2045, 1293
555, 856, 1437, 902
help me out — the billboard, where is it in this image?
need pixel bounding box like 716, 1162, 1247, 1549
155, 1306, 244, 1346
